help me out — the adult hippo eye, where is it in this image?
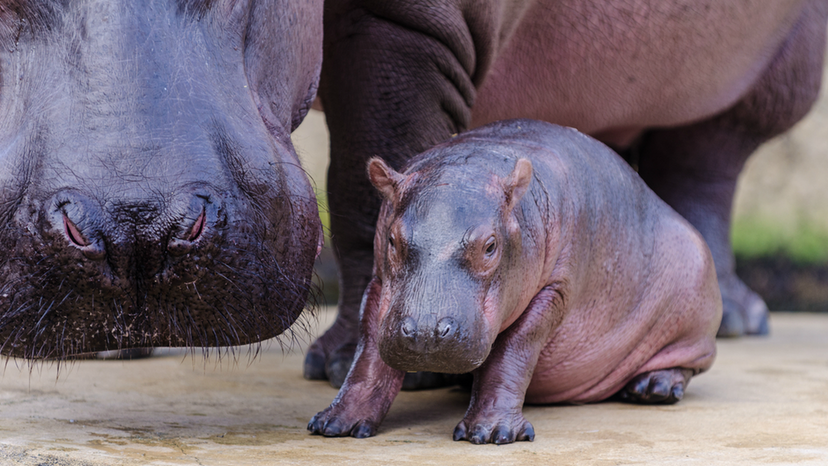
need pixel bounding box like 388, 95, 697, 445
388, 233, 396, 250
484, 236, 497, 256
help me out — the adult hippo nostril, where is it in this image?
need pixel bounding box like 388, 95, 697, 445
55, 193, 108, 261
63, 214, 108, 261
187, 209, 206, 242
167, 206, 208, 257
63, 215, 89, 247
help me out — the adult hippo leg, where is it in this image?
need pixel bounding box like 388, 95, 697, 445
305, 0, 520, 386
637, 4, 827, 336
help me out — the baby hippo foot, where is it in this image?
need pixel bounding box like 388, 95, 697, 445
617, 368, 694, 404
717, 273, 769, 337
453, 411, 535, 445
308, 404, 380, 439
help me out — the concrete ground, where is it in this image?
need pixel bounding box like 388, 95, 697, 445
1, 310, 827, 466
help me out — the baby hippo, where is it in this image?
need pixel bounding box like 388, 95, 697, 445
308, 119, 722, 444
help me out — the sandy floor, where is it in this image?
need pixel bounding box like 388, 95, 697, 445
1, 310, 827, 466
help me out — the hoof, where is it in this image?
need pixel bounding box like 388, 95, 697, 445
453, 416, 534, 445
302, 323, 359, 386
617, 368, 693, 404
325, 343, 358, 389
304, 346, 355, 386
308, 404, 382, 439
303, 349, 328, 381
717, 298, 746, 337
717, 274, 770, 338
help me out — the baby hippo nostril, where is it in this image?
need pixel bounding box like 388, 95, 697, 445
436, 317, 457, 339
401, 316, 417, 338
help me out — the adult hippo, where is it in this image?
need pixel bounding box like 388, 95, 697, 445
306, 0, 828, 387
0, 0, 323, 358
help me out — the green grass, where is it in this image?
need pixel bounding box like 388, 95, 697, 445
732, 217, 828, 264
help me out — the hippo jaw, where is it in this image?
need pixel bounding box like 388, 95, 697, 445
0, 0, 323, 359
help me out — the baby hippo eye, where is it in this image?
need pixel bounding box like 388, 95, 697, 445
484, 236, 497, 256
388, 233, 396, 249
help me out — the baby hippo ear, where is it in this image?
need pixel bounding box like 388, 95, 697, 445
503, 158, 533, 212
367, 157, 405, 201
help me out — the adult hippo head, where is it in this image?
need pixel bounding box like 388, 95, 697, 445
0, 0, 323, 359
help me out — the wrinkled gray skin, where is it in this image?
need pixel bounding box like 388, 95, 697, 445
307, 0, 828, 387
0, 0, 322, 359
309, 120, 721, 444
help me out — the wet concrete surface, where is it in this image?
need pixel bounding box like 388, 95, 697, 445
1, 310, 827, 466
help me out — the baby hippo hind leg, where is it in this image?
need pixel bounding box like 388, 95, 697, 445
616, 368, 695, 405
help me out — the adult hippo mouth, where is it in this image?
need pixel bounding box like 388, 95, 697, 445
0, 0, 323, 359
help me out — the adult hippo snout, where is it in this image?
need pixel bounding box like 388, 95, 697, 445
51, 185, 222, 262
1, 141, 321, 359
0, 0, 323, 359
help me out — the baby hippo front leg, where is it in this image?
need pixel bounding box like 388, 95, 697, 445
453, 287, 563, 445
308, 279, 405, 438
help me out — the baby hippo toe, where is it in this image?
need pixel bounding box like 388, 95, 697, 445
453, 415, 534, 445
617, 368, 694, 404
308, 407, 378, 438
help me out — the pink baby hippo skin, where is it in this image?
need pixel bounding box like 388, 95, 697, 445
308, 119, 722, 444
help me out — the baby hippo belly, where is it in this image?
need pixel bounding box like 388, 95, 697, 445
526, 215, 721, 404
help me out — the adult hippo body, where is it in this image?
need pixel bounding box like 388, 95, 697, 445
0, 0, 323, 358
309, 0, 828, 385
309, 120, 722, 444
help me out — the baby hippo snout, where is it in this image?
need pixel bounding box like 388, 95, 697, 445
400, 316, 458, 340
380, 312, 490, 374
